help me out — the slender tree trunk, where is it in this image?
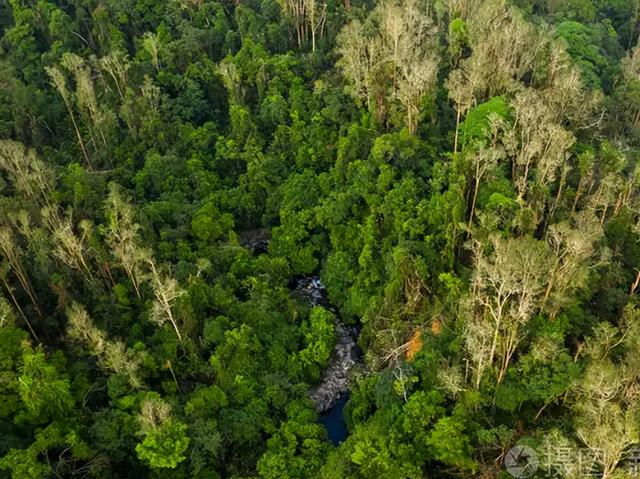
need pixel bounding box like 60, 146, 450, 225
541, 251, 565, 314
2, 278, 38, 341
498, 329, 518, 383
166, 360, 182, 393
3, 256, 42, 317
601, 205, 608, 226
488, 317, 501, 381
468, 173, 480, 231
407, 103, 415, 135
549, 167, 568, 223
571, 180, 585, 214
629, 269, 640, 297
166, 307, 182, 342
310, 1, 316, 52
107, 71, 125, 102
127, 266, 142, 299
474, 352, 484, 389
518, 157, 532, 201
296, 6, 302, 47
63, 100, 91, 168
453, 106, 461, 154
103, 262, 117, 289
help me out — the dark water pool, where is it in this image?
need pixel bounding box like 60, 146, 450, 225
318, 395, 349, 445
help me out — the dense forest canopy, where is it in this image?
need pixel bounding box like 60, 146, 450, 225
1, 0, 640, 477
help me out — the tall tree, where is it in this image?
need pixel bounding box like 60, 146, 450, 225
336, 0, 440, 133
66, 302, 142, 387
45, 65, 91, 167
570, 309, 640, 478
0, 140, 53, 204
104, 183, 147, 299
465, 235, 551, 385
147, 258, 186, 342
135, 394, 190, 469
41, 206, 95, 284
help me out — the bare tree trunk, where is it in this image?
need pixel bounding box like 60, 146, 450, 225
1, 278, 39, 341
453, 106, 461, 154
488, 318, 501, 382
0, 247, 42, 317
166, 360, 182, 393
498, 328, 518, 383
310, 1, 316, 52
600, 205, 608, 226
548, 177, 565, 222
468, 174, 480, 231
66, 103, 91, 168
167, 308, 183, 341
629, 269, 640, 297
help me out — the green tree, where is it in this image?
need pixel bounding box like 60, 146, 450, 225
17, 346, 74, 422
135, 394, 190, 470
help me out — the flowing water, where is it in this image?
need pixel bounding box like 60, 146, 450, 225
241, 231, 360, 444
318, 394, 349, 445
293, 276, 361, 443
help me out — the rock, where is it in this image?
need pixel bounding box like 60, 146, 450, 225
294, 276, 361, 412
294, 276, 326, 307
309, 322, 359, 412
238, 228, 270, 254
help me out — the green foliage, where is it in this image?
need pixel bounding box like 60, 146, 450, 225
448, 18, 469, 63
0, 311, 27, 421
426, 415, 475, 470
555, 20, 614, 89
257, 405, 329, 479
298, 307, 336, 381
0, 0, 639, 477
135, 420, 190, 469
460, 96, 510, 146
192, 201, 234, 242
17, 347, 74, 422
0, 422, 93, 479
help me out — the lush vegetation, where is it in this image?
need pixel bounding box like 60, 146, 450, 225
1, 0, 640, 477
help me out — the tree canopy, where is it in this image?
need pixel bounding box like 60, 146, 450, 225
1, 0, 640, 477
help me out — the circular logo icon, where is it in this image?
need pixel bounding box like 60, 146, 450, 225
505, 445, 539, 478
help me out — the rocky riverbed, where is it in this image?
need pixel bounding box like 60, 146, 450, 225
238, 228, 271, 254
239, 229, 362, 414
293, 276, 361, 412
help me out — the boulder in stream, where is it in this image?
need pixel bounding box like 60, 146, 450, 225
293, 276, 361, 412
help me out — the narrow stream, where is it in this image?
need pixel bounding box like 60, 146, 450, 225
293, 276, 361, 444
318, 394, 349, 445
240, 233, 361, 444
